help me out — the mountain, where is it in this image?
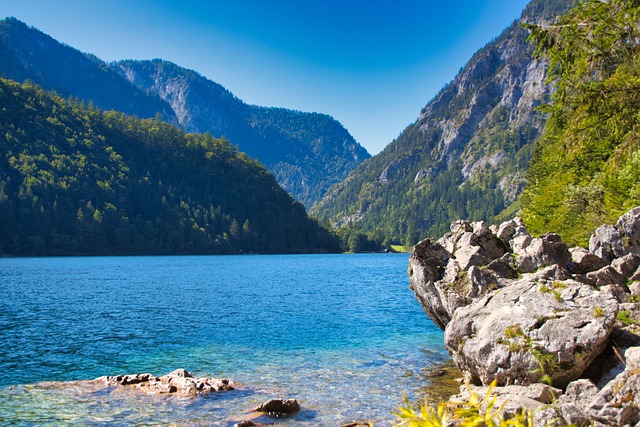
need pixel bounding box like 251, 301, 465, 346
0, 18, 369, 207
311, 0, 573, 246
114, 59, 370, 207
0, 78, 340, 255
0, 17, 177, 124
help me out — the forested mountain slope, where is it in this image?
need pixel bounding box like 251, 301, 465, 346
0, 79, 340, 255
0, 18, 369, 207
311, 0, 573, 246
115, 59, 370, 207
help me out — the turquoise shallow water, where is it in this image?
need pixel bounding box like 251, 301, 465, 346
0, 253, 447, 426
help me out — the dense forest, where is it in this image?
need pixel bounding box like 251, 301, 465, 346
522, 0, 640, 246
0, 78, 341, 255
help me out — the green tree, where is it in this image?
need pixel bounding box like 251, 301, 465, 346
522, 0, 640, 245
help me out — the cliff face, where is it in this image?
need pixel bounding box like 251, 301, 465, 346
408, 207, 640, 425
312, 0, 573, 244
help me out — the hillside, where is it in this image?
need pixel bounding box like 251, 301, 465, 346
311, 0, 573, 246
115, 59, 370, 207
0, 78, 340, 255
0, 18, 369, 207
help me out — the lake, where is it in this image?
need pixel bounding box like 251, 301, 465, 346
0, 253, 448, 426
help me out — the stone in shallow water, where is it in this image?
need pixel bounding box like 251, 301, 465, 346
95, 369, 237, 396
252, 398, 301, 416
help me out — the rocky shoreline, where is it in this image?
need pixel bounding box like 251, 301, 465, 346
409, 207, 640, 426
81, 368, 306, 426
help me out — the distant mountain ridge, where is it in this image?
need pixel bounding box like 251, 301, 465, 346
311, 0, 573, 246
0, 17, 177, 124
114, 59, 369, 207
0, 17, 369, 207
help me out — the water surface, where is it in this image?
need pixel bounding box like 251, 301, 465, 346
0, 254, 447, 426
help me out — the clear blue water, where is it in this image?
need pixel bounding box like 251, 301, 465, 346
0, 254, 447, 426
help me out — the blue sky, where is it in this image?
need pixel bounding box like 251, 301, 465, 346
2, 0, 530, 154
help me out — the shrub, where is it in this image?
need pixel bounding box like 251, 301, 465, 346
394, 380, 534, 427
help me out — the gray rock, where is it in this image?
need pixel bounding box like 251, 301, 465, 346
586, 266, 627, 287
587, 356, 640, 426
612, 253, 640, 279
569, 247, 608, 274
410, 220, 522, 331
454, 239, 492, 270
529, 264, 571, 282
616, 206, 640, 254
514, 233, 571, 274
556, 379, 599, 426
534, 407, 565, 427
496, 219, 517, 243
601, 284, 632, 304
630, 281, 640, 296
590, 224, 626, 263
451, 383, 561, 421
409, 239, 453, 330
438, 221, 507, 270
444, 279, 618, 387
485, 254, 518, 279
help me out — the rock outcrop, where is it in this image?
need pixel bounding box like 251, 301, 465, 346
409, 207, 640, 426
94, 368, 237, 396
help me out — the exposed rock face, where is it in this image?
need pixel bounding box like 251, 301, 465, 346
409, 206, 640, 425
95, 369, 237, 396
445, 279, 617, 387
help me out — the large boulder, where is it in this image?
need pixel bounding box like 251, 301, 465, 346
444, 279, 618, 387
408, 239, 453, 330
589, 207, 640, 262
409, 220, 514, 330
409, 219, 571, 331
